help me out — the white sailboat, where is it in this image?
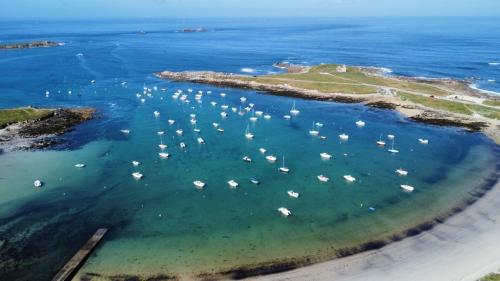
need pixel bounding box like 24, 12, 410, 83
388, 139, 399, 153
279, 156, 290, 173
309, 122, 319, 136
376, 133, 386, 146
249, 110, 258, 122
290, 101, 300, 115
245, 125, 254, 139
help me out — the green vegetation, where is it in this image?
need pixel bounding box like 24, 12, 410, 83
398, 92, 472, 115
483, 100, 500, 107
480, 272, 500, 281
239, 64, 500, 120
0, 107, 53, 128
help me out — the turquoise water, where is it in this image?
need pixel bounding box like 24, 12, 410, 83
0, 18, 499, 280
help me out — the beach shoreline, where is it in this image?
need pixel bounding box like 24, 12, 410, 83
246, 173, 500, 281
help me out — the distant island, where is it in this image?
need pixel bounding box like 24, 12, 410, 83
178, 28, 208, 33
0, 107, 95, 152
156, 63, 500, 143
0, 40, 62, 50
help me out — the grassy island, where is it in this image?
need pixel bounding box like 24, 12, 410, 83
157, 63, 500, 143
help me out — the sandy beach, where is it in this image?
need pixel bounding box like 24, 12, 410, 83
245, 180, 500, 281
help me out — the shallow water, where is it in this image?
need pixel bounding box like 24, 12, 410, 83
0, 18, 499, 280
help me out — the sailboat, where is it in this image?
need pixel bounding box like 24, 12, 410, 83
388, 139, 399, 153
245, 125, 254, 139
376, 133, 386, 146
279, 156, 290, 173
249, 110, 258, 122
309, 122, 319, 136
290, 101, 300, 115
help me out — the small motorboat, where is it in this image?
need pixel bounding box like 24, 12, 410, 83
217, 128, 224, 133
344, 175, 356, 182
168, 119, 175, 125
317, 175, 329, 182
320, 136, 327, 140
197, 137, 205, 144
240, 97, 247, 103
179, 142, 186, 149
153, 111, 160, 117
157, 131, 165, 135
263, 114, 271, 120
320, 152, 332, 160
190, 119, 197, 125
396, 169, 408, 176
221, 104, 229, 110
211, 101, 217, 106
227, 180, 239, 188
339, 134, 349, 141
132, 161, 140, 166
193, 180, 206, 189
387, 134, 395, 140
278, 207, 292, 217
132, 172, 143, 180
355, 120, 365, 127
176, 129, 183, 135
249, 177, 260, 185
190, 114, 196, 119
283, 115, 291, 120
287, 190, 299, 198
220, 112, 228, 118
259, 148, 267, 154
220, 93, 226, 97
266, 155, 277, 162
120, 129, 131, 134
159, 152, 170, 158
400, 184, 414, 192
193, 128, 201, 133
243, 156, 252, 163
255, 111, 263, 116
212, 122, 219, 128
231, 107, 238, 112
418, 138, 429, 144
34, 180, 43, 188
75, 163, 86, 168
159, 143, 167, 150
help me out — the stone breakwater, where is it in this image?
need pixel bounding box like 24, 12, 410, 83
155, 70, 498, 143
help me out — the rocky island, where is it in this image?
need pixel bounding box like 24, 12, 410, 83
156, 63, 500, 143
0, 107, 95, 152
0, 40, 62, 50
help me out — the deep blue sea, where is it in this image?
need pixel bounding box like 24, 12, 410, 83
0, 18, 499, 280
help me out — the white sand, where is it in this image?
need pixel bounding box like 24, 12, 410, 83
247, 181, 500, 281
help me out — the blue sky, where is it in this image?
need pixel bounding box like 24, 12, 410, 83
1, 0, 499, 20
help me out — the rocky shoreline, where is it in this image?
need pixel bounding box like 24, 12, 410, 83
155, 69, 499, 144
0, 41, 62, 50
0, 108, 95, 152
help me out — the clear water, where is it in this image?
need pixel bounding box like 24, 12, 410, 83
0, 18, 498, 280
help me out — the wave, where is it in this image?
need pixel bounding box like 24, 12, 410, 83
488, 62, 499, 66
241, 67, 256, 73
469, 83, 500, 95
